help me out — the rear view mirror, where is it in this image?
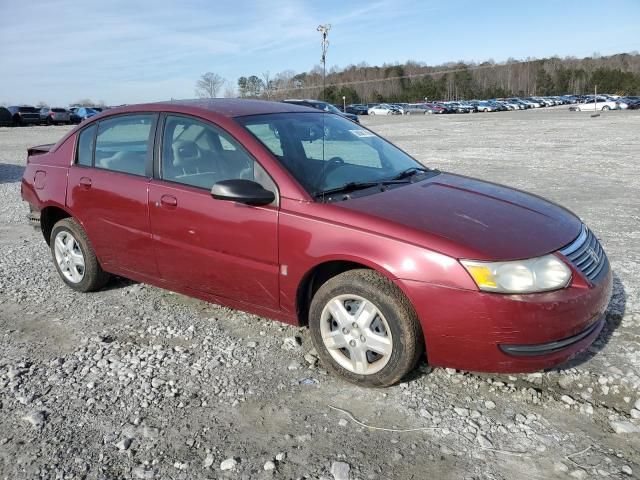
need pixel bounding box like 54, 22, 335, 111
211, 179, 275, 206
294, 123, 324, 142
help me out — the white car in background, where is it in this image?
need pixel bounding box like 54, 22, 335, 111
368, 104, 399, 115
573, 97, 620, 111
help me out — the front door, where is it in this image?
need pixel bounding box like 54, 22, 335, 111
66, 114, 158, 276
148, 114, 280, 309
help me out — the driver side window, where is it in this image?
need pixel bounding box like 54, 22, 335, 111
161, 115, 271, 191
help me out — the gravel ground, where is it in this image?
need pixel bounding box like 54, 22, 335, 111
0, 109, 639, 479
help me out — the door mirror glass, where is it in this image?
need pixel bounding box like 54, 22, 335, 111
211, 179, 275, 206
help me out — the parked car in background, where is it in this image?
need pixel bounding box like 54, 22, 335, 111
21, 98, 612, 387
345, 104, 368, 115
571, 97, 619, 111
488, 100, 508, 111
282, 99, 360, 123
7, 106, 41, 126
39, 107, 71, 125
523, 98, 542, 108
498, 99, 521, 110
74, 107, 100, 121
0, 107, 13, 126
368, 104, 400, 115
423, 103, 446, 114
627, 100, 640, 110
69, 108, 82, 124
475, 101, 496, 112
508, 98, 531, 109
434, 103, 457, 114
388, 104, 407, 115
402, 104, 430, 115
444, 102, 473, 113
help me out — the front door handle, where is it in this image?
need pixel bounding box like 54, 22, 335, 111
160, 195, 178, 207
79, 177, 92, 188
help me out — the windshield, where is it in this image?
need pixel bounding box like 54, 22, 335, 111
237, 112, 430, 198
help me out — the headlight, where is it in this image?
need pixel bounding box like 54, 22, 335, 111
460, 255, 571, 293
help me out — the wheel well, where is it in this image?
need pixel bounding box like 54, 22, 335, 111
40, 206, 71, 245
296, 260, 371, 326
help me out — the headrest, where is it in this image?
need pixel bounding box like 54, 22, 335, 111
172, 140, 200, 167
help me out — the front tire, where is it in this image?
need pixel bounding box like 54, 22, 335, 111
309, 269, 424, 387
50, 218, 110, 292
602, 105, 610, 111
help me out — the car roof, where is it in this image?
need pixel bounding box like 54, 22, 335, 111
283, 98, 327, 104
105, 98, 315, 118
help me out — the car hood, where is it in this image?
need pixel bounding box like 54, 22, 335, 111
337, 172, 582, 261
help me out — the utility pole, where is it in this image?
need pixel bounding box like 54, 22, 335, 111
317, 24, 331, 101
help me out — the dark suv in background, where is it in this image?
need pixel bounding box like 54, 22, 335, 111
282, 99, 360, 123
7, 106, 41, 126
0, 107, 12, 126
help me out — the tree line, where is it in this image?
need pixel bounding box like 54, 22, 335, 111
197, 52, 640, 105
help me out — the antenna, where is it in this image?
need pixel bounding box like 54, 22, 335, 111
317, 24, 331, 101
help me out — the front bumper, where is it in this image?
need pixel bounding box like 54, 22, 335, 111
499, 317, 604, 356
399, 266, 612, 373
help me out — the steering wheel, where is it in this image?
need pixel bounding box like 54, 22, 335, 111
312, 157, 345, 188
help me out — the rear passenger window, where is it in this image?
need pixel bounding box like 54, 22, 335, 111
76, 125, 96, 166
95, 115, 154, 176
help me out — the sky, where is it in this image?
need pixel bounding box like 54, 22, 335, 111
1, 0, 639, 106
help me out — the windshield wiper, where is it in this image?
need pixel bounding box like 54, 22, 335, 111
391, 166, 431, 180
313, 179, 410, 199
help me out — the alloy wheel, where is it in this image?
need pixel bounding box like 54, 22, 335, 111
319, 294, 393, 375
53, 231, 86, 283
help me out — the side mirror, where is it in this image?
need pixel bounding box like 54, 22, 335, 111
211, 179, 275, 206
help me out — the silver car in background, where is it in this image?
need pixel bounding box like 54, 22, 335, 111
39, 107, 71, 125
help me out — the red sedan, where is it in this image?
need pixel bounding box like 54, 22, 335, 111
21, 99, 612, 387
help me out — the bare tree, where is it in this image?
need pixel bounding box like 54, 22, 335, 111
71, 98, 97, 107
223, 86, 236, 98
36, 101, 48, 108
195, 72, 226, 98
262, 71, 272, 99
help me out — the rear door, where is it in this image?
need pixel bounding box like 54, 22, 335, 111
148, 114, 280, 309
66, 114, 159, 276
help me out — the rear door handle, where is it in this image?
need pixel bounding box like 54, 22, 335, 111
160, 195, 178, 207
79, 177, 92, 188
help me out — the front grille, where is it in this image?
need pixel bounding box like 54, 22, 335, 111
559, 225, 607, 282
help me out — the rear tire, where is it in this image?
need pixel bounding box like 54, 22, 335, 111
50, 218, 110, 292
602, 105, 610, 111
309, 269, 424, 387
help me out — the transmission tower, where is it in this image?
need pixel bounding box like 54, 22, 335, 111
317, 24, 331, 101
